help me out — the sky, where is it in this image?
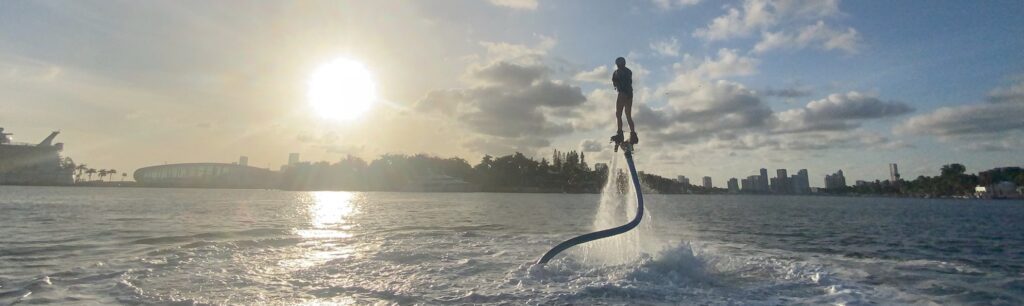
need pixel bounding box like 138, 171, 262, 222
2, 0, 1022, 187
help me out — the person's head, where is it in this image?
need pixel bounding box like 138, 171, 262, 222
615, 57, 626, 68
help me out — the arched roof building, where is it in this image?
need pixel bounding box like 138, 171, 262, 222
134, 163, 278, 189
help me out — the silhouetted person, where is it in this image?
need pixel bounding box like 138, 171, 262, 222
612, 57, 638, 144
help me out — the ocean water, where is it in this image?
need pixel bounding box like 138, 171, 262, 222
2, 185, 1024, 305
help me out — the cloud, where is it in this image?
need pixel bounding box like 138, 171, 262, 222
660, 49, 759, 91
762, 86, 812, 98
898, 81, 1024, 137
652, 0, 702, 10
987, 80, 1024, 103
754, 21, 862, 54
471, 61, 549, 86
645, 80, 773, 144
897, 103, 1024, 136
418, 36, 587, 154
776, 91, 913, 133
649, 37, 681, 57
706, 130, 906, 151
693, 0, 855, 55
479, 35, 556, 63
573, 65, 609, 83
580, 139, 604, 152
488, 0, 538, 10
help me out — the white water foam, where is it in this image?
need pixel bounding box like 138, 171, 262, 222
577, 153, 661, 266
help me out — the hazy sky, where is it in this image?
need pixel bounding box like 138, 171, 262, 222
2, 0, 1022, 186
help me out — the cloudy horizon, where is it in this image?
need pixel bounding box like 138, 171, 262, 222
2, 0, 1022, 187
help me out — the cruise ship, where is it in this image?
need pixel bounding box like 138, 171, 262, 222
0, 127, 74, 185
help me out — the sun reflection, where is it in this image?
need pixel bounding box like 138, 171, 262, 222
296, 191, 357, 239
283, 191, 361, 269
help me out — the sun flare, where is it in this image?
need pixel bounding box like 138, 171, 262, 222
307, 58, 377, 121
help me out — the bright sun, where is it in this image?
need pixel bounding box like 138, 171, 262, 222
307, 58, 377, 121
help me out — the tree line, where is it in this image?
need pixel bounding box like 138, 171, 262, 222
279, 150, 694, 194
845, 164, 1023, 197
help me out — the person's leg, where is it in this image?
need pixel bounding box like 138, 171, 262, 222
624, 94, 638, 143
615, 93, 625, 133
624, 94, 635, 133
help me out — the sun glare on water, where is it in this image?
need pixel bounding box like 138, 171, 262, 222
307, 58, 377, 121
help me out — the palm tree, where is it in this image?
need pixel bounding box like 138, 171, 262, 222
98, 169, 109, 182
121, 172, 128, 182
107, 169, 117, 182
75, 164, 88, 182
86, 168, 97, 181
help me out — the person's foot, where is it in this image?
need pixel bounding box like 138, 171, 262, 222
630, 132, 639, 144
611, 131, 625, 143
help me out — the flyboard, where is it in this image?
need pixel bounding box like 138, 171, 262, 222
536, 136, 644, 264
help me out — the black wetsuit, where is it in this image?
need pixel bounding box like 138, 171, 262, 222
612, 67, 633, 96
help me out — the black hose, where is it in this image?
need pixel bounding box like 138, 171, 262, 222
536, 148, 644, 264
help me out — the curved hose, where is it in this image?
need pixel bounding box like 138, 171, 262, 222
536, 148, 644, 264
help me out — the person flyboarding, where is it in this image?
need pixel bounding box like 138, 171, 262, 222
535, 57, 646, 265
612, 57, 638, 145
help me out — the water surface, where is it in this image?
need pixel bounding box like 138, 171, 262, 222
2, 186, 1023, 305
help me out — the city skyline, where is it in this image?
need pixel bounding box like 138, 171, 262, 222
2, 1, 1022, 184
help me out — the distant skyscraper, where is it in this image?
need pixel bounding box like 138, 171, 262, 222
759, 168, 769, 191
825, 170, 847, 190
703, 176, 713, 189
774, 169, 790, 193
890, 163, 900, 182
677, 175, 690, 193
727, 178, 739, 193
795, 169, 810, 194
742, 175, 760, 192
239, 156, 248, 167
288, 153, 300, 165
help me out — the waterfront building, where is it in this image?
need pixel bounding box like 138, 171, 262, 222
288, 153, 300, 166
239, 156, 249, 167
774, 169, 790, 194
727, 178, 739, 193
890, 163, 900, 182
759, 168, 769, 192
794, 169, 810, 194
134, 162, 279, 189
825, 170, 847, 191
703, 176, 712, 189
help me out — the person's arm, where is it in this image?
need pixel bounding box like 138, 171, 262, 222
612, 70, 620, 91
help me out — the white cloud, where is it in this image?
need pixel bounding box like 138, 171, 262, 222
666, 48, 759, 85
896, 80, 1024, 151
488, 0, 538, 10
693, 0, 855, 55
653, 0, 702, 10
692, 0, 776, 41
754, 21, 862, 54
478, 35, 556, 64
775, 91, 914, 133
573, 65, 609, 83
649, 37, 681, 57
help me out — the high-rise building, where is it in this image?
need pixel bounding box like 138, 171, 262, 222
774, 169, 790, 193
794, 169, 810, 194
890, 163, 900, 182
676, 175, 690, 193
741, 175, 760, 192
703, 176, 713, 189
759, 168, 769, 192
727, 178, 739, 193
238, 156, 248, 167
825, 170, 847, 191
288, 153, 300, 166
